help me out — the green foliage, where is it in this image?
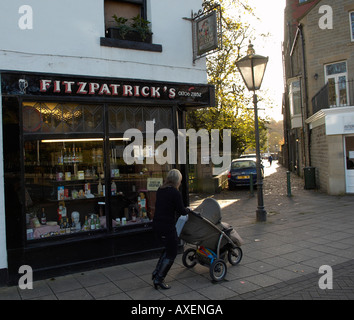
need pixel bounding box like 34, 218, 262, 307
131, 14, 152, 41
112, 14, 151, 41
112, 15, 130, 39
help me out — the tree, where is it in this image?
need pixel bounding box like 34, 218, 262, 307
187, 0, 268, 157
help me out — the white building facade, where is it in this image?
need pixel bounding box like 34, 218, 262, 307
0, 0, 214, 285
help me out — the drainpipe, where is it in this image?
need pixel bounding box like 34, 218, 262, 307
298, 23, 311, 168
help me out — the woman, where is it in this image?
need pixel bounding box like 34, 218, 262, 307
152, 169, 189, 290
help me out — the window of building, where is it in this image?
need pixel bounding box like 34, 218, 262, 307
289, 79, 302, 116
22, 101, 173, 241
101, 0, 162, 52
104, 0, 151, 43
350, 11, 354, 42
325, 61, 349, 107
104, 0, 146, 30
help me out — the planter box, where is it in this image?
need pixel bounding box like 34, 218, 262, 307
106, 27, 152, 44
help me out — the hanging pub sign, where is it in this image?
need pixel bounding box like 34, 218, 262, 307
1, 72, 215, 107
196, 11, 219, 56
187, 4, 222, 63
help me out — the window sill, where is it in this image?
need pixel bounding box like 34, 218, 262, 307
100, 37, 162, 52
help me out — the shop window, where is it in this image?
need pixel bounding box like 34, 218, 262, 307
350, 11, 354, 42
325, 61, 349, 107
346, 137, 354, 170
22, 101, 173, 241
108, 139, 172, 230
288, 79, 302, 116
22, 102, 104, 134
24, 139, 107, 240
108, 105, 172, 133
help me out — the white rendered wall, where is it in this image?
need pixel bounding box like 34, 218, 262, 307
0, 0, 208, 271
0, 0, 207, 84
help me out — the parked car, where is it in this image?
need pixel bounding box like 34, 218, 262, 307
239, 154, 256, 159
228, 158, 260, 190
239, 153, 264, 166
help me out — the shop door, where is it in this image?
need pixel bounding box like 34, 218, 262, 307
345, 136, 354, 193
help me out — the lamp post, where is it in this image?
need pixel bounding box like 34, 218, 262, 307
236, 42, 268, 222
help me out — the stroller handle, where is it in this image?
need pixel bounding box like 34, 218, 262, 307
188, 209, 202, 218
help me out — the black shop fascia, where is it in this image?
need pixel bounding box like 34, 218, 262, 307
1, 71, 215, 284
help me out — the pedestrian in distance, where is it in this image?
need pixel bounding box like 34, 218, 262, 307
268, 155, 273, 166
152, 169, 190, 289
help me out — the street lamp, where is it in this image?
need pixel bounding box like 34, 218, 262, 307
236, 42, 268, 222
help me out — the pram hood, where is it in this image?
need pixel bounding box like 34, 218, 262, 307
180, 198, 243, 250
194, 198, 221, 224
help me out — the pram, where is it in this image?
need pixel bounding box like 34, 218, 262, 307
178, 198, 243, 282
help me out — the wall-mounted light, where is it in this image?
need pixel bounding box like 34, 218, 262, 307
314, 73, 319, 80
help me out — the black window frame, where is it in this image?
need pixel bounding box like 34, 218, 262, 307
101, 0, 162, 52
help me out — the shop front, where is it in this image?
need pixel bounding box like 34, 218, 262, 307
1, 71, 214, 284
306, 106, 354, 195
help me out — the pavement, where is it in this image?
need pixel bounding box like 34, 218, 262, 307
1, 161, 354, 301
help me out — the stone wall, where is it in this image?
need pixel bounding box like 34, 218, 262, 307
310, 124, 328, 192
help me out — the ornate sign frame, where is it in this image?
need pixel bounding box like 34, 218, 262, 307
185, 4, 222, 63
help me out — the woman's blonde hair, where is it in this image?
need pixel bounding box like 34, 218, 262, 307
161, 169, 182, 189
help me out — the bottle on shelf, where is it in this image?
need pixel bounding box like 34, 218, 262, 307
95, 217, 100, 229
59, 218, 65, 234
78, 147, 83, 163
63, 148, 68, 164
111, 181, 117, 195
40, 208, 47, 225
58, 150, 63, 165
83, 216, 89, 231
65, 217, 71, 234
68, 148, 72, 164
98, 179, 103, 196
90, 214, 96, 230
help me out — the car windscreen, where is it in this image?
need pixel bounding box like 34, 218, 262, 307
231, 160, 256, 169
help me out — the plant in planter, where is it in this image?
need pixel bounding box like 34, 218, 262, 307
111, 15, 130, 39
131, 14, 152, 42
107, 14, 152, 43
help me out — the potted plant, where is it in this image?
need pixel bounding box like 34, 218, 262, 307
131, 14, 152, 42
106, 14, 152, 43
110, 15, 130, 39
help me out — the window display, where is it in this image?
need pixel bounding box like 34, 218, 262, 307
23, 101, 173, 241
24, 139, 107, 240
108, 139, 171, 231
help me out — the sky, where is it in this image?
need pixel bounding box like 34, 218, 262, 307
240, 0, 286, 121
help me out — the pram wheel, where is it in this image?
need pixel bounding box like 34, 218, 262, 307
228, 247, 243, 266
210, 259, 227, 282
182, 248, 197, 268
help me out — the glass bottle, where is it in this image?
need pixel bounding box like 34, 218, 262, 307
95, 217, 100, 229
63, 148, 68, 164
84, 216, 89, 231
40, 208, 47, 225
98, 179, 103, 196
90, 214, 96, 230
111, 181, 117, 195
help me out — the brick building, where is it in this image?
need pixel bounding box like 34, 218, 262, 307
282, 0, 354, 194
